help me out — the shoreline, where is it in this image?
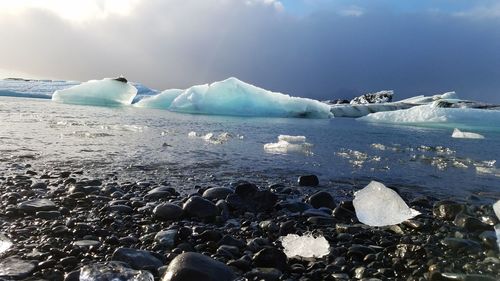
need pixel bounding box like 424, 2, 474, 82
0, 165, 498, 280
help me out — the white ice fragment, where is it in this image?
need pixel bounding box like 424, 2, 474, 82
79, 262, 154, 281
52, 78, 137, 106
493, 200, 500, 220
188, 131, 234, 144
188, 131, 198, 138
280, 234, 330, 258
495, 224, 500, 251
451, 128, 485, 139
169, 77, 332, 118
134, 89, 183, 109
0, 234, 12, 254
353, 181, 421, 227
264, 135, 313, 155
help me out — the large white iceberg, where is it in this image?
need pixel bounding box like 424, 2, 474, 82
451, 128, 485, 139
168, 77, 332, 118
52, 78, 137, 106
264, 135, 313, 155
353, 181, 420, 227
280, 234, 330, 258
134, 89, 183, 109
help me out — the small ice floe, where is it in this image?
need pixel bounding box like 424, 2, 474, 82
475, 160, 500, 177
0, 234, 12, 254
280, 234, 330, 258
79, 262, 154, 281
263, 135, 313, 155
353, 181, 420, 227
188, 131, 236, 144
494, 201, 500, 250
451, 128, 485, 139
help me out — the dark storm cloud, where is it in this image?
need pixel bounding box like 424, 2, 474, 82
1, 0, 499, 102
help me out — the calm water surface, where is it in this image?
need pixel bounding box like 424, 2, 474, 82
1, 97, 499, 200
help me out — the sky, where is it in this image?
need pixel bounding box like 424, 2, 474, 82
0, 0, 500, 102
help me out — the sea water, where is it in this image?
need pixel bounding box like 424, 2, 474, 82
1, 96, 499, 200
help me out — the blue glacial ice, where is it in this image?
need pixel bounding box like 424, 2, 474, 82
353, 181, 420, 227
358, 101, 500, 130
134, 89, 183, 109
168, 77, 332, 118
52, 78, 137, 106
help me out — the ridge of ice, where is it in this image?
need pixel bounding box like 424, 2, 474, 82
134, 89, 183, 109
353, 181, 420, 227
451, 128, 485, 139
264, 135, 313, 155
169, 77, 332, 118
280, 234, 330, 258
52, 78, 137, 106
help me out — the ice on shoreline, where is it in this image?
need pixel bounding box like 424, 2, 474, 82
264, 135, 313, 155
451, 128, 485, 139
353, 181, 420, 226
281, 234, 330, 258
52, 78, 137, 106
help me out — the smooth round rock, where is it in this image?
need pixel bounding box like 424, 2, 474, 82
433, 201, 465, 220
253, 247, 288, 271
308, 191, 336, 209
17, 199, 57, 213
182, 196, 218, 218
202, 187, 234, 200
0, 257, 36, 279
154, 203, 183, 221
162, 252, 235, 281
298, 175, 319, 186
111, 247, 163, 271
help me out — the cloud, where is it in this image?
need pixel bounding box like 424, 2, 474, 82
0, 0, 499, 102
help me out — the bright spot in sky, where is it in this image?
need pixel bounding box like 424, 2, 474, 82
0, 0, 139, 22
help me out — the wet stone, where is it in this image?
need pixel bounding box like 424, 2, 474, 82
17, 199, 57, 213
183, 196, 218, 219
73, 240, 101, 248
308, 191, 336, 209
298, 175, 319, 186
112, 247, 163, 271
36, 210, 62, 220
162, 252, 235, 281
202, 187, 234, 200
155, 229, 177, 249
153, 203, 183, 221
441, 238, 482, 253
433, 201, 465, 221
245, 268, 282, 281
0, 257, 36, 279
253, 247, 288, 271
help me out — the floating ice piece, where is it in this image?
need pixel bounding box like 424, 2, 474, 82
493, 200, 500, 220
451, 128, 485, 139
280, 234, 330, 258
169, 77, 332, 118
0, 234, 12, 254
353, 181, 420, 227
188, 131, 235, 144
79, 262, 154, 281
134, 89, 183, 109
52, 78, 137, 106
264, 135, 313, 155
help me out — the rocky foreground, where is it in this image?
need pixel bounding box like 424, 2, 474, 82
0, 167, 499, 281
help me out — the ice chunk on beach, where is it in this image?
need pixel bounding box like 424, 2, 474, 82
52, 78, 137, 106
134, 89, 183, 109
353, 181, 420, 227
493, 200, 500, 220
451, 128, 485, 139
80, 262, 154, 281
281, 234, 330, 258
169, 77, 332, 118
0, 234, 12, 254
264, 135, 313, 155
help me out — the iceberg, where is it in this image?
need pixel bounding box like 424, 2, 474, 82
350, 90, 394, 104
280, 234, 330, 258
52, 77, 137, 106
358, 101, 500, 130
451, 128, 485, 139
169, 77, 332, 118
79, 262, 154, 281
134, 89, 183, 109
264, 135, 313, 155
353, 181, 420, 227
